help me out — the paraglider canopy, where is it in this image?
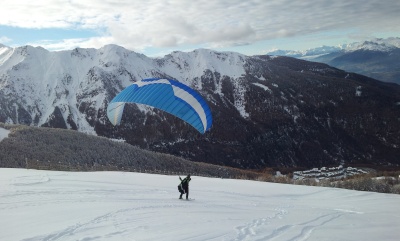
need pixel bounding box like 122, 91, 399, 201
107, 78, 212, 134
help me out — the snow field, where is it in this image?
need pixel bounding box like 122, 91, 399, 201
0, 168, 399, 241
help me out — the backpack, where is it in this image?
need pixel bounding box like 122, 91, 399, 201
178, 183, 185, 194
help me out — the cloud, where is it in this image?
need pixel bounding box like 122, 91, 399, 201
0, 36, 12, 43
1, 0, 399, 51
29, 36, 115, 51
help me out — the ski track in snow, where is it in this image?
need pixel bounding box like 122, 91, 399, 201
234, 206, 289, 240
1, 169, 400, 241
233, 205, 349, 241
260, 213, 342, 241
11, 174, 51, 186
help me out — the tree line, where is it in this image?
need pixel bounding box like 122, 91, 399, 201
0, 123, 258, 179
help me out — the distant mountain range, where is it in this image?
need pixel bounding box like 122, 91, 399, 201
267, 37, 400, 84
0, 43, 399, 170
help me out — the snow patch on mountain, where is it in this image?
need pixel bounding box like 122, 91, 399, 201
0, 45, 14, 66
252, 82, 272, 93
0, 127, 9, 142
355, 86, 362, 97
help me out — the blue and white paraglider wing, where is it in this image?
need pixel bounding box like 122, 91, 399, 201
107, 102, 126, 126
107, 78, 212, 134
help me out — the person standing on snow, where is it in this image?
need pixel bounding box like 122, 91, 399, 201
178, 174, 191, 199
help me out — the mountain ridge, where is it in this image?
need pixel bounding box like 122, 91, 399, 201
0, 43, 399, 169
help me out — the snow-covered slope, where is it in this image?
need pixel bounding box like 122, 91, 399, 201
160, 49, 246, 84
0, 44, 165, 132
0, 45, 248, 132
1, 168, 399, 241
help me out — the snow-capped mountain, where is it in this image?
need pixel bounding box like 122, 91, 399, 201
1, 44, 399, 169
267, 45, 342, 59
0, 45, 247, 131
268, 37, 400, 58
343, 37, 400, 51
267, 37, 400, 84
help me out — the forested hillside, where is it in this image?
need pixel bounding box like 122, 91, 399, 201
0, 123, 257, 179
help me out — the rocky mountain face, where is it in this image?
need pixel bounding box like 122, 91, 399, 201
0, 44, 399, 169
267, 37, 400, 85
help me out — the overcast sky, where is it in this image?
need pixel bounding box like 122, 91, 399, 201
0, 0, 399, 57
